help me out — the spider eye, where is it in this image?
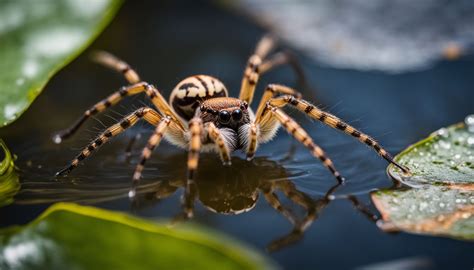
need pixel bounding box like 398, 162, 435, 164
218, 110, 231, 123
232, 109, 242, 121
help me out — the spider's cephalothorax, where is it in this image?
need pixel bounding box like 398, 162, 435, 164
54, 35, 410, 206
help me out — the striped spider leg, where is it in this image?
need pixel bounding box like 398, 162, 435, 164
237, 35, 344, 182
249, 84, 410, 177
56, 107, 166, 176
239, 34, 307, 105
53, 51, 185, 143
54, 53, 189, 197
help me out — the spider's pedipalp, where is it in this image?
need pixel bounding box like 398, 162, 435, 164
245, 123, 258, 160
206, 122, 232, 165
266, 91, 410, 174
56, 107, 162, 177
269, 106, 345, 183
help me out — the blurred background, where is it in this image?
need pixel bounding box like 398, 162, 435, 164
1, 0, 474, 269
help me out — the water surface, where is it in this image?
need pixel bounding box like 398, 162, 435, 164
1, 1, 474, 269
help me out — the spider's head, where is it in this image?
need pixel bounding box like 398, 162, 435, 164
199, 97, 251, 130
198, 97, 252, 150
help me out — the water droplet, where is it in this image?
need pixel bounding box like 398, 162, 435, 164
419, 202, 428, 210
467, 137, 474, 146
15, 78, 25, 86
53, 135, 62, 144
436, 128, 449, 138
439, 140, 451, 150
465, 114, 474, 133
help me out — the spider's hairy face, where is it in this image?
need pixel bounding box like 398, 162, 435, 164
199, 97, 250, 129
198, 97, 252, 150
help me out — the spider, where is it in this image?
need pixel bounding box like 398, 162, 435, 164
54, 34, 409, 197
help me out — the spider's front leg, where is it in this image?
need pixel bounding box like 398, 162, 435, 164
246, 84, 302, 160
268, 107, 345, 183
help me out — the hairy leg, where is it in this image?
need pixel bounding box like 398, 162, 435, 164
56, 107, 162, 176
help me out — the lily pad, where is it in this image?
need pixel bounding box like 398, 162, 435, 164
388, 118, 474, 189
374, 117, 474, 240
0, 139, 19, 207
0, 0, 122, 127
0, 203, 276, 270
372, 186, 474, 240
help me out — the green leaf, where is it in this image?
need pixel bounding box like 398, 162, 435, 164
371, 186, 474, 240
0, 0, 123, 127
0, 139, 19, 207
388, 119, 474, 189
0, 203, 276, 270
374, 118, 474, 240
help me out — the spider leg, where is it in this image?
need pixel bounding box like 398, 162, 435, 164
255, 84, 301, 123
54, 82, 185, 142
260, 50, 309, 90
55, 107, 162, 176
206, 122, 232, 165
268, 106, 344, 183
246, 84, 302, 160
182, 118, 204, 219
239, 34, 310, 105
91, 50, 141, 84
266, 90, 410, 173
131, 116, 172, 190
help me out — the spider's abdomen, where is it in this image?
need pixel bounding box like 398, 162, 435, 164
169, 75, 228, 120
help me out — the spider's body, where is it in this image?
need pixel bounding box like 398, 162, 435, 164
55, 35, 409, 207
167, 76, 254, 152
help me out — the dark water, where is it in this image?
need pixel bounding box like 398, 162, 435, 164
1, 0, 474, 269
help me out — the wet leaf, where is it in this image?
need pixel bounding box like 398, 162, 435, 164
0, 0, 122, 127
0, 139, 19, 207
0, 203, 276, 270
371, 186, 474, 240
374, 117, 474, 240
388, 118, 474, 189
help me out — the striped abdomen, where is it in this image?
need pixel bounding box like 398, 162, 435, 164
170, 75, 228, 120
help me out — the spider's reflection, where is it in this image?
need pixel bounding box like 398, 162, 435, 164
132, 155, 341, 252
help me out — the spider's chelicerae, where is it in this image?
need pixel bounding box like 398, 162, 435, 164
55, 34, 409, 197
